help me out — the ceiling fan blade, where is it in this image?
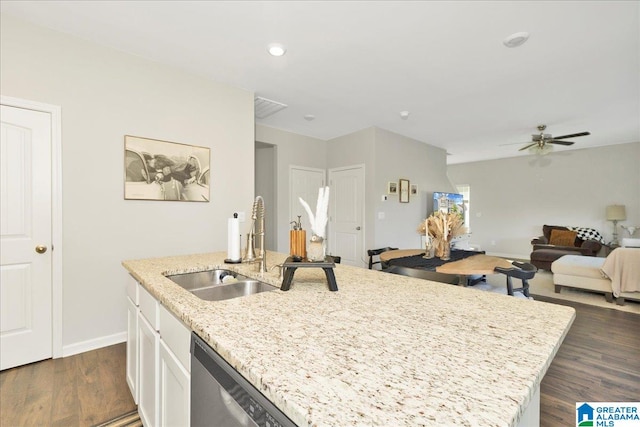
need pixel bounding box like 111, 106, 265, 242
548, 140, 575, 146
519, 143, 538, 151
552, 131, 590, 140
499, 141, 531, 146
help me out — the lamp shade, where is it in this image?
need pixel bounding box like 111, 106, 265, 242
606, 205, 626, 221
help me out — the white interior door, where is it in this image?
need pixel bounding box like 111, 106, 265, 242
289, 166, 325, 237
0, 104, 53, 370
328, 165, 365, 267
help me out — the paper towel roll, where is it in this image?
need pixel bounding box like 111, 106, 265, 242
227, 216, 241, 261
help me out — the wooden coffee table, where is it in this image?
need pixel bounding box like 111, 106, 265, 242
379, 249, 424, 263
380, 250, 514, 287
436, 254, 513, 286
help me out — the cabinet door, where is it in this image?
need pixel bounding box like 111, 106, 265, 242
159, 340, 190, 427
126, 297, 139, 404
138, 312, 159, 427
159, 304, 191, 372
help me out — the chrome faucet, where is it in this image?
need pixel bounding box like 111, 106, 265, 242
243, 196, 267, 273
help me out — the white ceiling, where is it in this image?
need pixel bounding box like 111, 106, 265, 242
2, 1, 639, 164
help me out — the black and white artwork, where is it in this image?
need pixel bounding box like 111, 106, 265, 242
388, 182, 397, 194
124, 135, 210, 202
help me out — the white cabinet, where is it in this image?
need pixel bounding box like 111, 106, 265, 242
160, 340, 190, 427
126, 296, 138, 404
138, 309, 159, 427
159, 304, 191, 427
138, 284, 161, 427
126, 276, 191, 427
126, 274, 140, 404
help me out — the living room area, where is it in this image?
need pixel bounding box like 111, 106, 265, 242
446, 140, 639, 308
258, 122, 640, 310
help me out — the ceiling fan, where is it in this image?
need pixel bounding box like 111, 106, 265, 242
518, 124, 590, 152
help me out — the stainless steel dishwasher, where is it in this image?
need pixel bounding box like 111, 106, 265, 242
191, 333, 297, 427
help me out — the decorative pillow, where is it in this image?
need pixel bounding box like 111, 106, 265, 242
549, 229, 578, 246
569, 227, 606, 244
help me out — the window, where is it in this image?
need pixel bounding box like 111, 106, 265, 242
456, 185, 470, 231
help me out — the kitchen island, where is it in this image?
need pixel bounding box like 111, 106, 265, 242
122, 251, 575, 426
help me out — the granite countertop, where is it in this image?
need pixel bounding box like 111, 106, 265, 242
122, 251, 575, 427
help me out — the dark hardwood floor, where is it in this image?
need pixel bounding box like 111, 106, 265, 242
0, 297, 638, 426
535, 295, 640, 426
0, 343, 135, 427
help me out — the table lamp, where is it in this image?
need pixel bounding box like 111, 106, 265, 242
606, 204, 626, 245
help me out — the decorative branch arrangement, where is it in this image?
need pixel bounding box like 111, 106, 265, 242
299, 186, 330, 239
417, 211, 467, 258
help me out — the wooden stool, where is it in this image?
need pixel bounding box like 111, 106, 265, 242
280, 256, 338, 291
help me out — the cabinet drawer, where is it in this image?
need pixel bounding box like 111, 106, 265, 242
139, 285, 159, 330
159, 305, 191, 372
127, 274, 139, 305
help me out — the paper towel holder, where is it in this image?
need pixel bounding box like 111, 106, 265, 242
225, 213, 243, 264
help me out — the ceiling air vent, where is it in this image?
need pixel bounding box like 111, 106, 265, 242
254, 96, 287, 119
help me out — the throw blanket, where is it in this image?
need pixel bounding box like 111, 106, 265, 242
601, 248, 640, 297
568, 226, 606, 244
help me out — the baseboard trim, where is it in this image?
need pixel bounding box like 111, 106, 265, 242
62, 331, 127, 357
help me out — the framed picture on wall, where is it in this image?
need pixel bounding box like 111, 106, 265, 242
387, 181, 398, 194
124, 135, 210, 201
399, 179, 410, 203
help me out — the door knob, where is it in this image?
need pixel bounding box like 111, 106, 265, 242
356, 226, 361, 230
35, 245, 48, 254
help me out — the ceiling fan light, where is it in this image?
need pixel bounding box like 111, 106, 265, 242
529, 144, 554, 156
503, 32, 530, 48
267, 43, 287, 57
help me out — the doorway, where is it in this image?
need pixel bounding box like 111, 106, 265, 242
289, 166, 326, 241
328, 165, 365, 268
255, 142, 277, 250
0, 96, 62, 369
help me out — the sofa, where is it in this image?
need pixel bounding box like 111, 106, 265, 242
552, 248, 640, 305
529, 224, 603, 270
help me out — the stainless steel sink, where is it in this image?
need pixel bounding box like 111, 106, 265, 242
166, 269, 277, 301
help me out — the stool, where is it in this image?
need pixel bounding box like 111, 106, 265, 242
494, 262, 537, 297
530, 248, 582, 271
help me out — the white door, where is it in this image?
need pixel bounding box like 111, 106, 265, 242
0, 105, 53, 370
328, 165, 365, 267
289, 166, 325, 237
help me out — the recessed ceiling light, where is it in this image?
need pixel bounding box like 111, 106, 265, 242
503, 32, 530, 48
304, 114, 315, 121
400, 111, 410, 120
267, 43, 286, 57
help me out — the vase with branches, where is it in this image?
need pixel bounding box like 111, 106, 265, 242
417, 211, 467, 260
299, 186, 330, 262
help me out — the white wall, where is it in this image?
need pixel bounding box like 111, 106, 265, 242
447, 142, 640, 258
326, 127, 453, 253
1, 14, 254, 353
374, 128, 453, 249
255, 125, 327, 253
